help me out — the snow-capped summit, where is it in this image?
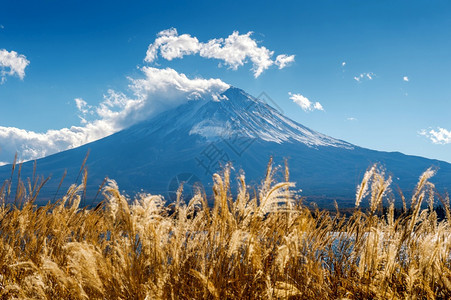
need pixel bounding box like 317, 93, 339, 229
189, 87, 353, 148
128, 87, 353, 148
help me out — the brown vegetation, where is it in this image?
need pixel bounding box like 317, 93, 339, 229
0, 160, 450, 299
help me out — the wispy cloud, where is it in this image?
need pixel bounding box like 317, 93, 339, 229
75, 98, 92, 114
403, 76, 409, 82
275, 54, 295, 69
347, 117, 357, 121
0, 49, 30, 83
74, 98, 94, 124
354, 72, 375, 82
145, 28, 295, 78
342, 61, 346, 67
0, 67, 229, 163
288, 92, 324, 112
419, 127, 451, 144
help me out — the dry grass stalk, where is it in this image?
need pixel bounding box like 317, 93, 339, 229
0, 161, 449, 299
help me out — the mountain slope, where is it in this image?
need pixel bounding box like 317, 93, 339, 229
1, 87, 450, 207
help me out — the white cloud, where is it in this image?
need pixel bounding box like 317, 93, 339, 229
347, 117, 357, 121
419, 127, 451, 144
342, 61, 346, 67
354, 72, 375, 82
403, 76, 409, 82
75, 98, 88, 111
275, 54, 295, 69
145, 28, 295, 78
0, 49, 30, 83
74, 98, 94, 124
0, 67, 229, 163
289, 92, 324, 112
313, 102, 323, 110
145, 28, 200, 62
0, 125, 111, 163
75, 98, 92, 114
0, 161, 8, 166
101, 67, 229, 130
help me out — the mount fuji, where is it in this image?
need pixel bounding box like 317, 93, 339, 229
1, 87, 450, 207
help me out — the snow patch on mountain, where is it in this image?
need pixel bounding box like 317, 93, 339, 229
189, 120, 229, 138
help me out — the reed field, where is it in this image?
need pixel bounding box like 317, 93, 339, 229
0, 160, 450, 299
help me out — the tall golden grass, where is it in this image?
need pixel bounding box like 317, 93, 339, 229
0, 160, 450, 299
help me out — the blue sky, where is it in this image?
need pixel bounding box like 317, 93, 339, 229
1, 0, 451, 163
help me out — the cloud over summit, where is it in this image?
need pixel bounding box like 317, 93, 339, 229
0, 67, 229, 163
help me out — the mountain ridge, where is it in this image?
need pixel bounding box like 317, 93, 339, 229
0, 87, 450, 208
